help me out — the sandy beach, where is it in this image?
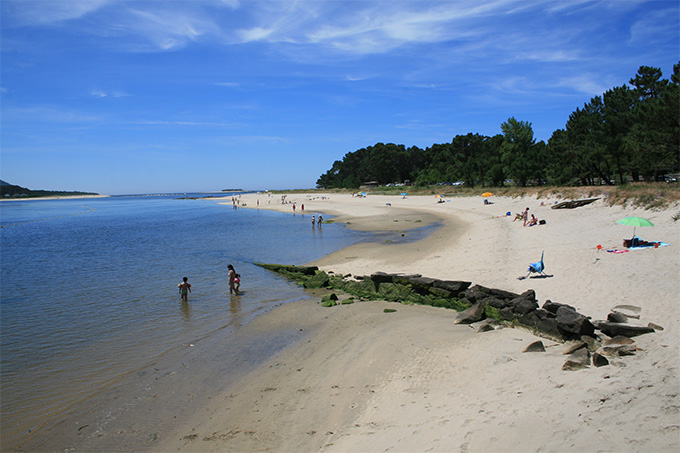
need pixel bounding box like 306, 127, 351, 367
158, 191, 679, 452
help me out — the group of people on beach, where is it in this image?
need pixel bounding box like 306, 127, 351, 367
311, 215, 323, 227
513, 207, 542, 227
177, 263, 240, 301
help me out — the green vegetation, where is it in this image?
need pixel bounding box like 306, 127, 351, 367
316, 64, 679, 190
1, 180, 98, 198
255, 264, 472, 312
383, 309, 397, 313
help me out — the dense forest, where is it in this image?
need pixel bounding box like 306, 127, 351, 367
317, 64, 679, 189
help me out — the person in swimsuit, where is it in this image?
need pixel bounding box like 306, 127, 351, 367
178, 276, 192, 301
228, 264, 240, 295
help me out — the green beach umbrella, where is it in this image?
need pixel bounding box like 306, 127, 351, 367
617, 216, 654, 236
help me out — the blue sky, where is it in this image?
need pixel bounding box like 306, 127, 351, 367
1, 0, 678, 194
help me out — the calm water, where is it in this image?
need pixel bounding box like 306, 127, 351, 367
0, 194, 375, 448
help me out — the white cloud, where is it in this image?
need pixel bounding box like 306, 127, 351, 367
629, 7, 678, 46
554, 75, 610, 96
90, 89, 129, 98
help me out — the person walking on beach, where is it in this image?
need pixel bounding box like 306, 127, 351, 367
178, 276, 192, 301
228, 264, 240, 295
311, 215, 316, 227
317, 215, 323, 227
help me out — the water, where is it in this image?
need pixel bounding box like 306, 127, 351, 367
0, 194, 376, 449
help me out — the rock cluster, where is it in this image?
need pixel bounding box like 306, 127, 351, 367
255, 264, 660, 359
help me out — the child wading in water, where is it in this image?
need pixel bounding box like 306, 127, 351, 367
178, 276, 192, 301
228, 264, 240, 295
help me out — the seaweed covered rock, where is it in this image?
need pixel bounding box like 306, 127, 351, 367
256, 264, 654, 345
304, 271, 330, 289
256, 263, 318, 276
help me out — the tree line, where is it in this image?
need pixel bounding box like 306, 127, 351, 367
317, 63, 679, 189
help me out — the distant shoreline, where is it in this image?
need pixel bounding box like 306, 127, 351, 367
0, 194, 110, 202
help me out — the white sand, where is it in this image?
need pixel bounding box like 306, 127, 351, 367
161, 192, 679, 452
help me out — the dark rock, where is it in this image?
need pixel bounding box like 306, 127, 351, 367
463, 285, 485, 303
329, 293, 339, 300
537, 318, 565, 341
486, 287, 521, 300
408, 276, 437, 293
433, 280, 471, 293
464, 285, 519, 303
519, 311, 542, 328
370, 272, 394, 284
455, 301, 487, 324
392, 274, 422, 285
592, 352, 609, 367
520, 289, 537, 303
556, 306, 595, 336
519, 308, 552, 329
256, 263, 319, 275
523, 341, 545, 352
535, 309, 553, 320
607, 312, 628, 323
511, 298, 539, 315
499, 307, 516, 321
485, 297, 510, 310
543, 300, 576, 314
593, 321, 655, 338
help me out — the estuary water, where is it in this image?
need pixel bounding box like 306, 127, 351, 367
0, 194, 375, 449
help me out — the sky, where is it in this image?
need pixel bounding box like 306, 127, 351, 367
1, 0, 678, 194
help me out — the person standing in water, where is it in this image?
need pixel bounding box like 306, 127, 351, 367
178, 276, 192, 301
228, 264, 240, 295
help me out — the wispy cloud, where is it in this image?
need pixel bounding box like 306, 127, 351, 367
90, 89, 130, 98
554, 75, 611, 96
629, 7, 679, 46
2, 0, 113, 26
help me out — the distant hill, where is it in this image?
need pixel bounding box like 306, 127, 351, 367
0, 180, 98, 198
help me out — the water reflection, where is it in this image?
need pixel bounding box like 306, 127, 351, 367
180, 299, 192, 321
229, 295, 241, 318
